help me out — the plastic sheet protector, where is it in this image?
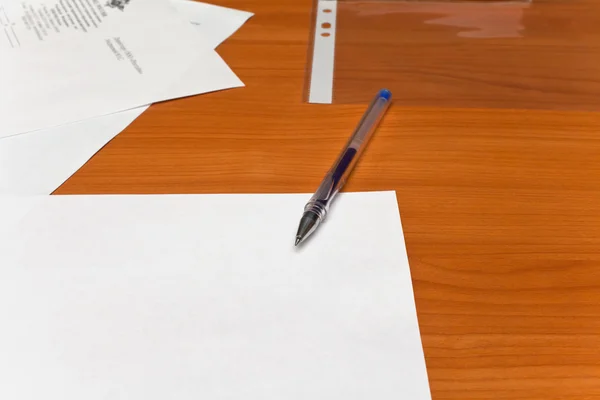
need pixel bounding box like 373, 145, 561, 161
305, 0, 600, 111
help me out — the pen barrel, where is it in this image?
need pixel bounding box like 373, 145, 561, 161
342, 91, 391, 171
303, 198, 329, 219
305, 170, 337, 220
307, 90, 392, 221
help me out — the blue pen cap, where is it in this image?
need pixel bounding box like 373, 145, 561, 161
378, 89, 392, 101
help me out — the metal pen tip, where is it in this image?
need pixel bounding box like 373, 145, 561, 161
295, 211, 320, 247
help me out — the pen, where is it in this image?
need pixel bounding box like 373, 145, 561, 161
294, 89, 392, 246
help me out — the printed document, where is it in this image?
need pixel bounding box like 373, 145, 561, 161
0, 0, 238, 138
0, 1, 252, 195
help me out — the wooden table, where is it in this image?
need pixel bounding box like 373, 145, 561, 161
56, 0, 600, 398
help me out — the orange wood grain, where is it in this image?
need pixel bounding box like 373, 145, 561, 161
55, 0, 600, 398
333, 0, 600, 109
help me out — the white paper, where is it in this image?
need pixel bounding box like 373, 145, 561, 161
0, 196, 43, 240
0, 108, 145, 195
171, 0, 253, 49
0, 191, 431, 400
0, 0, 241, 138
0, 1, 252, 195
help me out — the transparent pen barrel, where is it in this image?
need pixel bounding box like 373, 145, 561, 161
306, 90, 392, 221
346, 94, 391, 159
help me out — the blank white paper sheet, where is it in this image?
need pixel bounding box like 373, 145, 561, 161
0, 191, 431, 400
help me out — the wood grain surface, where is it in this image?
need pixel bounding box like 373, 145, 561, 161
333, 0, 600, 109
55, 0, 600, 398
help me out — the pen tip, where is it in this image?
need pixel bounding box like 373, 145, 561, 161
295, 237, 301, 246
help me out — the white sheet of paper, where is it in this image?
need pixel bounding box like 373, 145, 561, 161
0, 0, 241, 138
0, 1, 252, 195
0, 191, 431, 400
0, 196, 44, 240
171, 0, 253, 49
0, 108, 145, 195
